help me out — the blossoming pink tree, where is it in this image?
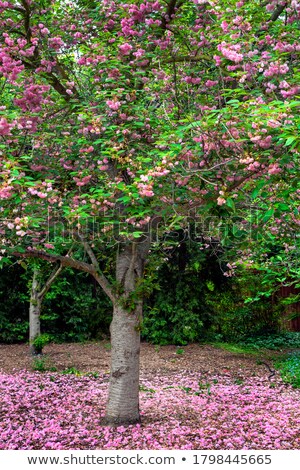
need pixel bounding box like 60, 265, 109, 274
0, 0, 299, 424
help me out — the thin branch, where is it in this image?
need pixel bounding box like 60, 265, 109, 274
81, 240, 116, 302
189, 159, 235, 173
38, 262, 63, 299
81, 240, 100, 271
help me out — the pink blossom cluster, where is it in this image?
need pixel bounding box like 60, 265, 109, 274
265, 1, 287, 13
0, 370, 299, 450
217, 42, 244, 63
4, 216, 29, 236
268, 163, 282, 175
184, 76, 201, 85
48, 37, 65, 51
281, 86, 300, 99
73, 175, 92, 187
0, 1, 11, 11
205, 80, 218, 88
0, 50, 24, 82
119, 43, 133, 56
117, 2, 162, 38
0, 117, 14, 136
106, 100, 121, 111
137, 182, 154, 197
14, 84, 51, 113
263, 62, 289, 78
0, 184, 13, 199
274, 41, 300, 53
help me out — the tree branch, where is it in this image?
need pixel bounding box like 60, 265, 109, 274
13, 249, 94, 274
81, 240, 116, 302
270, 2, 287, 22
38, 262, 63, 299
161, 0, 181, 31
13, 248, 116, 302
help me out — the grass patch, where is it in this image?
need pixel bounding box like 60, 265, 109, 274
139, 385, 156, 394
176, 347, 185, 355
211, 342, 259, 355
32, 356, 57, 373
62, 367, 82, 376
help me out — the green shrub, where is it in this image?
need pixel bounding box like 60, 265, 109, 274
241, 332, 300, 350
142, 241, 226, 345
32, 334, 51, 354
204, 270, 282, 342
275, 352, 300, 388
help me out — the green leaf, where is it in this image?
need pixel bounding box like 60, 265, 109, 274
226, 198, 235, 211
262, 208, 274, 223
132, 232, 143, 238
284, 136, 297, 147
251, 187, 260, 199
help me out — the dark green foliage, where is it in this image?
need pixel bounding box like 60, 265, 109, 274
0, 240, 292, 346
275, 352, 300, 388
240, 332, 300, 350
41, 270, 112, 342
142, 241, 228, 345
142, 244, 206, 345
142, 240, 283, 345
0, 265, 29, 343
204, 291, 280, 342
0, 265, 112, 344
32, 356, 57, 372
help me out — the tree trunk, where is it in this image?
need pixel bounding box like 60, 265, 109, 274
29, 263, 62, 355
29, 268, 42, 355
103, 242, 146, 426
104, 301, 142, 425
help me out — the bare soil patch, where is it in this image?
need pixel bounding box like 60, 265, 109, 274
0, 342, 279, 383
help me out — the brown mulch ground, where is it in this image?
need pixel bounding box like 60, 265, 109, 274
0, 342, 280, 382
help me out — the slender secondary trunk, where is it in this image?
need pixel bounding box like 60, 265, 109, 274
29, 263, 63, 355
103, 242, 146, 426
29, 267, 42, 355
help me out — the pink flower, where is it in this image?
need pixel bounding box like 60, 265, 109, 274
0, 118, 12, 135
133, 48, 145, 59
119, 43, 133, 55
221, 21, 229, 32
268, 163, 282, 175
106, 100, 121, 110
217, 197, 226, 206
205, 80, 218, 88
41, 28, 50, 35
48, 37, 64, 50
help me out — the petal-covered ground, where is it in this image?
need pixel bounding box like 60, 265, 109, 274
0, 370, 299, 450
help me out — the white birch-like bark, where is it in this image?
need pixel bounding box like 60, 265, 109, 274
29, 267, 43, 355
29, 263, 63, 355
